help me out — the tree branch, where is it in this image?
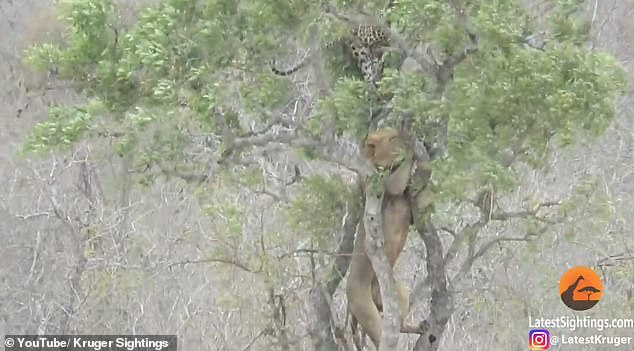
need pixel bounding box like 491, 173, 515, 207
153, 257, 260, 278
306, 178, 362, 351
489, 201, 561, 223
413, 222, 452, 351
362, 190, 401, 350
453, 224, 550, 283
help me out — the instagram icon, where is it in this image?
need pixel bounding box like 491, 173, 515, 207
528, 329, 550, 350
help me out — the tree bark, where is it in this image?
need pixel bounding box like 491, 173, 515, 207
307, 286, 339, 351
363, 192, 401, 351
307, 183, 361, 351
412, 222, 453, 351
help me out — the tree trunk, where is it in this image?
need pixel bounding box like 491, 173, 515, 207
308, 184, 361, 351
307, 285, 340, 351
363, 192, 401, 350
412, 222, 453, 351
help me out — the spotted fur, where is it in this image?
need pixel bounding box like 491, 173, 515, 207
270, 24, 391, 85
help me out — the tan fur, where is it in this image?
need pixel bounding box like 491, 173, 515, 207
347, 128, 422, 349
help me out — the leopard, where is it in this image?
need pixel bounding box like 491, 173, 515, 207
270, 23, 391, 86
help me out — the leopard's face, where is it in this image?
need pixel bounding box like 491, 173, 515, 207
344, 25, 390, 84
347, 38, 386, 84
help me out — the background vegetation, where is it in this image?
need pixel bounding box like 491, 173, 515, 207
1, 0, 633, 350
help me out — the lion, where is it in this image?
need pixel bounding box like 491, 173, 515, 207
346, 128, 431, 350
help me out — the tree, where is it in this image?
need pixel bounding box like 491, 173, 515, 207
22, 0, 626, 350
578, 286, 600, 301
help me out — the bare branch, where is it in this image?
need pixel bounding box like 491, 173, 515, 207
438, 226, 457, 237
220, 130, 298, 162
597, 253, 634, 268
15, 212, 51, 220
239, 110, 297, 138
253, 188, 289, 202
240, 328, 270, 351
489, 201, 562, 223
442, 222, 484, 267
453, 225, 549, 283
154, 257, 260, 277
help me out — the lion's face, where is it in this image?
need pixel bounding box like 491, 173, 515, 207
361, 128, 404, 169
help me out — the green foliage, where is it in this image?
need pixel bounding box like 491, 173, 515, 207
25, 0, 625, 150
22, 0, 317, 156
287, 175, 356, 246
81, 267, 148, 329
217, 292, 242, 309
557, 177, 613, 241
240, 73, 289, 112
235, 167, 265, 188
365, 169, 389, 197
25, 0, 117, 80
21, 0, 627, 231
389, 0, 451, 43
550, 0, 591, 44
25, 44, 65, 72
311, 77, 377, 137
21, 103, 99, 155
203, 201, 243, 239
423, 5, 623, 204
